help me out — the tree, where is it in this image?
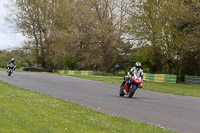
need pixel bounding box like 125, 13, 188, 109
7, 0, 52, 68
128, 0, 200, 80
47, 0, 131, 72
163, 0, 200, 78
7, 0, 131, 73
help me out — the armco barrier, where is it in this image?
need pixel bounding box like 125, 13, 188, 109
154, 74, 165, 82
58, 70, 93, 76
185, 75, 200, 85
145, 73, 154, 82
58, 71, 176, 83
144, 73, 177, 83
165, 74, 177, 83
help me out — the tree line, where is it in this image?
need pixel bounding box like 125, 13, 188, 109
5, 0, 200, 81
0, 49, 33, 68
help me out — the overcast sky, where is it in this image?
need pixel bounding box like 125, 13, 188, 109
0, 0, 26, 50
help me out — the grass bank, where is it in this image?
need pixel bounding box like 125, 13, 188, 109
67, 75, 200, 98
0, 81, 175, 133
0, 68, 22, 72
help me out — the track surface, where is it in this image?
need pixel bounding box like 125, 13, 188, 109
0, 72, 200, 133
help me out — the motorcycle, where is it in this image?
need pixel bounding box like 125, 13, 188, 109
7, 63, 15, 76
119, 74, 142, 98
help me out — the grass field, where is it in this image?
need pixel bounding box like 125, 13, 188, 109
67, 75, 200, 98
0, 81, 176, 133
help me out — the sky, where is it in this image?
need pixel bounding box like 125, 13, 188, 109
0, 0, 26, 50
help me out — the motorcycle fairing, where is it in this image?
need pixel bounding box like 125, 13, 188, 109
125, 84, 129, 94
132, 77, 142, 84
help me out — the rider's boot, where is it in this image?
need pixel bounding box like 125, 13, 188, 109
120, 80, 126, 87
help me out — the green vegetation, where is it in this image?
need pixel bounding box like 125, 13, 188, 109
143, 82, 200, 97
67, 75, 200, 98
0, 81, 175, 133
0, 54, 9, 68
0, 68, 23, 72
129, 0, 200, 81
0, 51, 33, 69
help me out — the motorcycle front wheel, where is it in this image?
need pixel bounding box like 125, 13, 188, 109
8, 70, 12, 76
128, 85, 137, 98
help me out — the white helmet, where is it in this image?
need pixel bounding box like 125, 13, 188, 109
135, 62, 141, 70
11, 58, 14, 61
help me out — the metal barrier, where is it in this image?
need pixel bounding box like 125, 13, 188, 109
58, 71, 177, 83
185, 75, 200, 85
58, 70, 93, 76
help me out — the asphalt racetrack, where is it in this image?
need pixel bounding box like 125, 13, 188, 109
0, 71, 200, 133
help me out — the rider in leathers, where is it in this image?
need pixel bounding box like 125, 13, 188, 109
7, 58, 16, 72
121, 62, 143, 88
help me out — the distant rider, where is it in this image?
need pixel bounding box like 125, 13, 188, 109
7, 58, 16, 72
121, 62, 143, 88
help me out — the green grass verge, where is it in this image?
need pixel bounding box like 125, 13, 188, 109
66, 75, 200, 98
0, 81, 176, 133
0, 68, 22, 72
142, 81, 200, 97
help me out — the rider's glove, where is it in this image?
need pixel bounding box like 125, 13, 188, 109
124, 75, 129, 81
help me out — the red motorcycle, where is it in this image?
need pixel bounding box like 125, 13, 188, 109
119, 75, 142, 98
